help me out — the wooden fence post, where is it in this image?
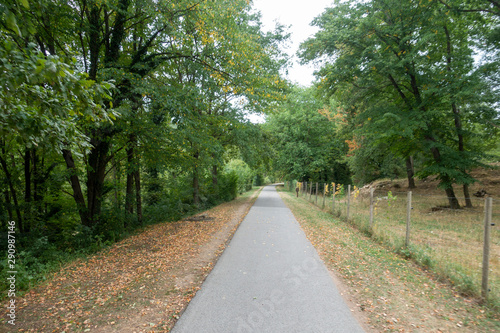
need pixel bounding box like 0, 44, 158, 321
309, 182, 313, 201
332, 183, 336, 215
315, 182, 319, 205
369, 187, 374, 228
482, 197, 493, 300
405, 191, 412, 248
322, 183, 326, 209
347, 185, 351, 220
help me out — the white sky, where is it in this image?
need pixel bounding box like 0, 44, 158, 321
251, 0, 334, 87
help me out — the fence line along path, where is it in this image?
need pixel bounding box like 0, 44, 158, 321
172, 185, 365, 333
289, 181, 498, 304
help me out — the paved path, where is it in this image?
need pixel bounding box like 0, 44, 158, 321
172, 185, 365, 333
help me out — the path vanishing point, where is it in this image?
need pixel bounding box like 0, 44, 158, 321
172, 185, 365, 333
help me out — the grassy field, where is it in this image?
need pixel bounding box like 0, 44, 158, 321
339, 190, 498, 306
287, 172, 500, 308
278, 186, 499, 332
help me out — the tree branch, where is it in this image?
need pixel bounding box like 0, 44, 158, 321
388, 74, 410, 105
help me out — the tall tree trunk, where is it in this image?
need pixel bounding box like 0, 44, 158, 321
111, 156, 117, 207
463, 184, 472, 208
126, 132, 142, 225
24, 149, 31, 230
212, 164, 218, 188
211, 151, 218, 188
4, 189, 13, 221
32, 149, 41, 202
428, 143, 460, 209
193, 172, 199, 206
134, 169, 142, 225
62, 149, 89, 226
24, 149, 31, 203
193, 152, 200, 206
444, 187, 460, 209
452, 102, 473, 207
86, 132, 112, 225
88, 6, 100, 80
444, 25, 472, 208
105, 0, 130, 65
453, 103, 473, 208
405, 156, 416, 189
125, 145, 134, 215
0, 151, 23, 231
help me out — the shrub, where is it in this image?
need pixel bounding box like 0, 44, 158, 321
218, 171, 239, 201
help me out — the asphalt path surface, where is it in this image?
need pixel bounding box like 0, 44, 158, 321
172, 185, 365, 333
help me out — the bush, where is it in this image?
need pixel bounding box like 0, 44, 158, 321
218, 171, 239, 201
0, 234, 71, 297
224, 159, 253, 194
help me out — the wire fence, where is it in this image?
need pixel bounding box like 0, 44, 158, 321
284, 181, 499, 306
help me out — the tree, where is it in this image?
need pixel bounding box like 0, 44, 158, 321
300, 0, 499, 208
0, 0, 288, 233
265, 87, 350, 184
0, 0, 114, 230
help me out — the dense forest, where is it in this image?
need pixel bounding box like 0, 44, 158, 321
0, 0, 289, 291
1, 0, 499, 294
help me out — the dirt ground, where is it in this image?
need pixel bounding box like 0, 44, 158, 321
0, 188, 261, 333
362, 164, 500, 199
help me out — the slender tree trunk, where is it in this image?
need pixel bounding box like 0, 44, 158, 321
134, 169, 142, 225
24, 149, 31, 229
4, 189, 13, 221
32, 149, 41, 202
62, 149, 89, 226
452, 103, 472, 207
428, 144, 460, 209
444, 187, 460, 209
112, 156, 119, 208
212, 164, 218, 188
125, 145, 134, 215
463, 184, 472, 208
0, 152, 23, 231
193, 172, 199, 206
24, 149, 31, 203
405, 156, 416, 189
193, 152, 200, 206
444, 25, 472, 208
